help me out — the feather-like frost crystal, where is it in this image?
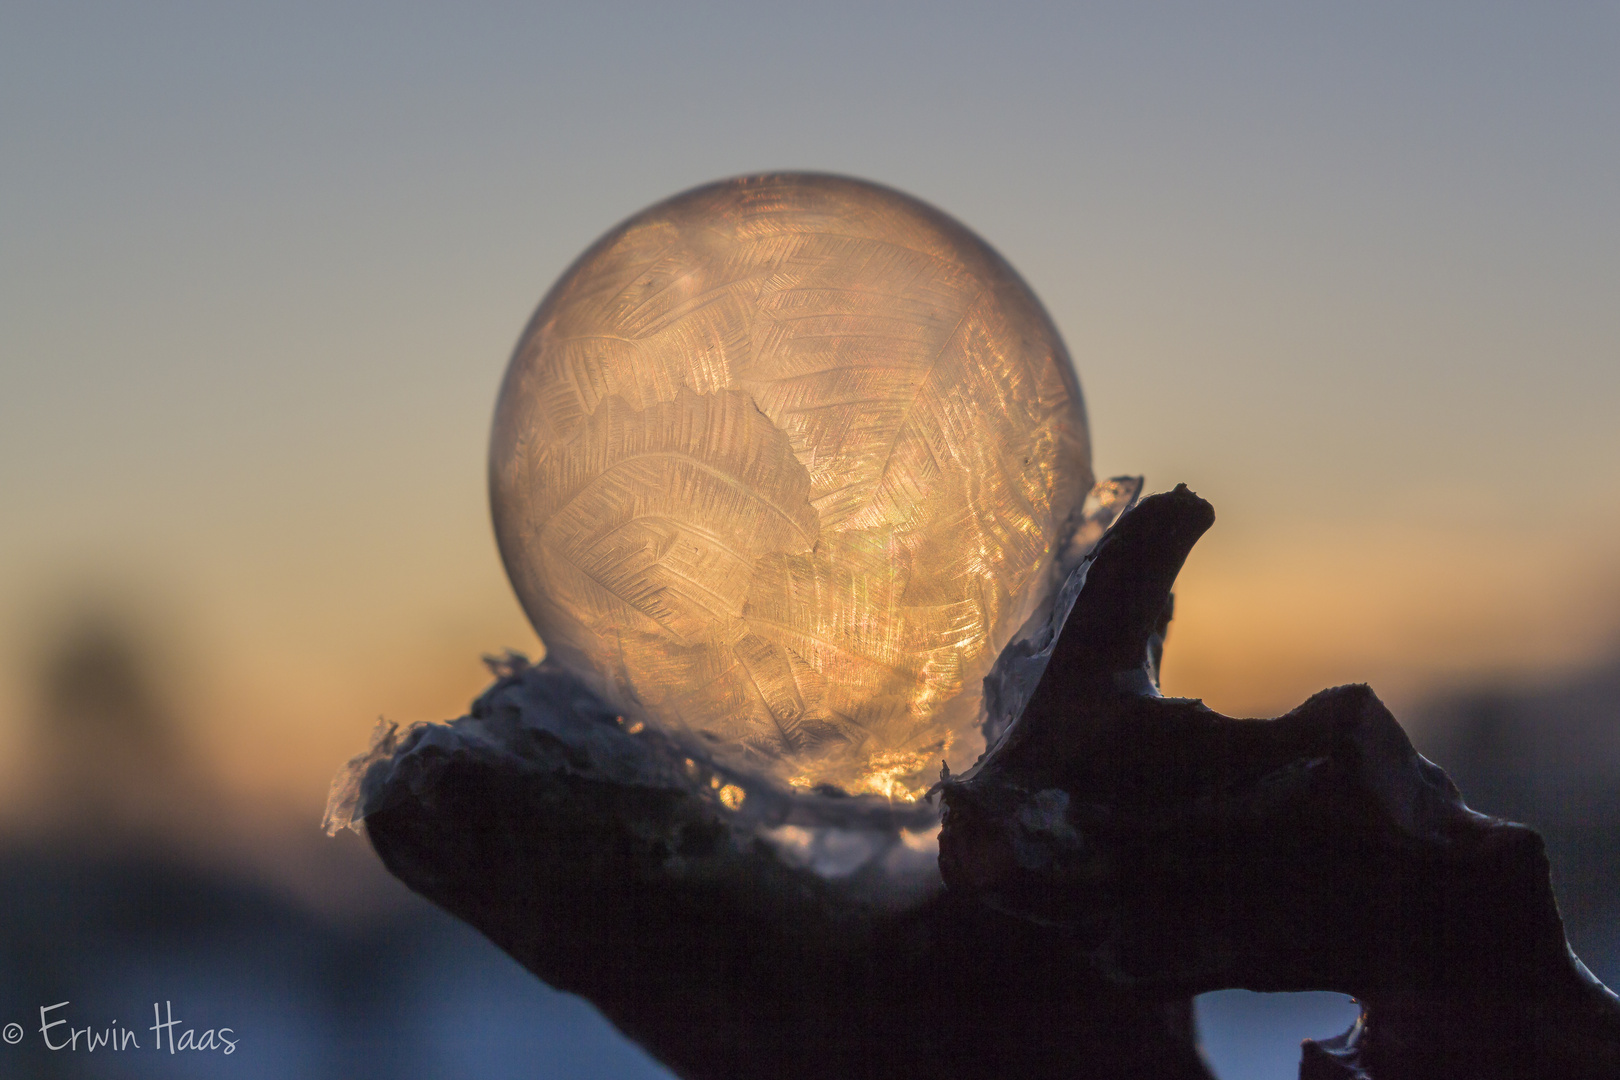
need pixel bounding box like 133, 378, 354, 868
490, 174, 1094, 799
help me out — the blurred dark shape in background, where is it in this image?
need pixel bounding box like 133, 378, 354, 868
0, 609, 673, 1079
20, 614, 199, 842
2, 606, 1616, 1079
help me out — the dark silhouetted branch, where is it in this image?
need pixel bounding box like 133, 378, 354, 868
344, 485, 1620, 1079
939, 486, 1620, 1079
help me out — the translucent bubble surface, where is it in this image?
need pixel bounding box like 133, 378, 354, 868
490, 174, 1092, 799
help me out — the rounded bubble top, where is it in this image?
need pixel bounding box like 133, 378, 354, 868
490, 174, 1092, 799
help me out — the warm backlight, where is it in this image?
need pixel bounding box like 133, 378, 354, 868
490, 174, 1092, 798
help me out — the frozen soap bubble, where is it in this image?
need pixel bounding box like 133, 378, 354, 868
490, 174, 1094, 800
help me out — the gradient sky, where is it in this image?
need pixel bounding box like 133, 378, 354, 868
3, 2, 1617, 816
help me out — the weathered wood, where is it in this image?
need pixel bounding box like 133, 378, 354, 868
354, 485, 1620, 1079
357, 657, 1210, 1079
940, 485, 1620, 1079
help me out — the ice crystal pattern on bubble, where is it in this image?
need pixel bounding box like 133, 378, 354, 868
490, 174, 1092, 799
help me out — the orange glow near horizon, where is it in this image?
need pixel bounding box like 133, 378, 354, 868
1163, 519, 1620, 719
3, 503, 1615, 831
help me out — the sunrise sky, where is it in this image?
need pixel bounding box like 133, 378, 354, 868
3, 2, 1617, 820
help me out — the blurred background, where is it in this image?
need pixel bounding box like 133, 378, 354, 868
1, 2, 1616, 1077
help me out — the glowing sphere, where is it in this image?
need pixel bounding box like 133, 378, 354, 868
490, 174, 1091, 799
